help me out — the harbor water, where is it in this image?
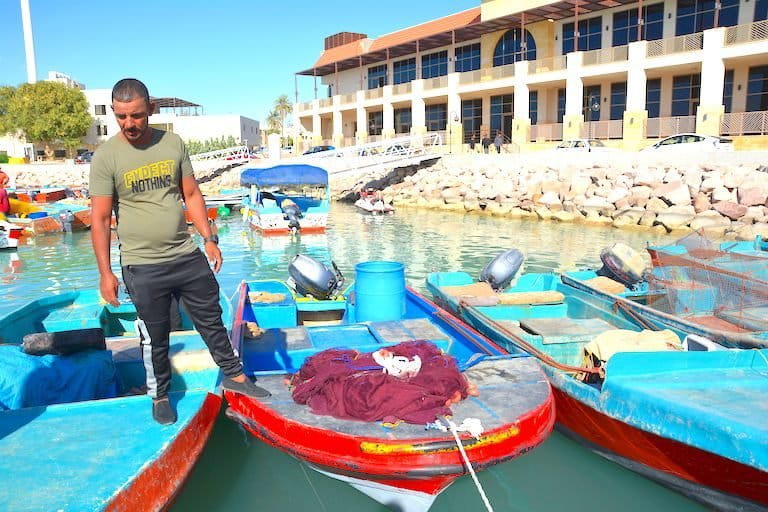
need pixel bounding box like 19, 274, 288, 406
0, 203, 708, 511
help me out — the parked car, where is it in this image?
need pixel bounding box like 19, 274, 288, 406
642, 133, 734, 152
554, 139, 617, 152
303, 145, 335, 155
75, 151, 94, 164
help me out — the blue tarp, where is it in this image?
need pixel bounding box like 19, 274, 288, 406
240, 165, 328, 187
0, 346, 119, 410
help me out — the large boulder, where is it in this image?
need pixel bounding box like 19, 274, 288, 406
737, 187, 767, 207
654, 181, 692, 206
713, 201, 748, 221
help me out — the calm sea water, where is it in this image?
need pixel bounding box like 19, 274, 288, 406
0, 204, 707, 512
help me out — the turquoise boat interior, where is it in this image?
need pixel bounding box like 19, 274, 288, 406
425, 270, 768, 473
0, 290, 226, 509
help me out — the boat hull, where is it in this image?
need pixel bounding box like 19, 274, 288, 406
552, 386, 768, 512
247, 211, 328, 235
105, 393, 222, 512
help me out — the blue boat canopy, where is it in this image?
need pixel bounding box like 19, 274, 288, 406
240, 165, 329, 187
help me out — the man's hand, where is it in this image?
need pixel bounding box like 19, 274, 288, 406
100, 272, 120, 307
204, 241, 223, 273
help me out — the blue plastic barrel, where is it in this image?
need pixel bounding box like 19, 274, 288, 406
354, 261, 405, 322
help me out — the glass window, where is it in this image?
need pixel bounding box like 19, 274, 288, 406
462, 99, 482, 142
368, 111, 383, 135
95, 105, 107, 115
671, 74, 701, 116
394, 108, 412, 134
455, 43, 481, 73
422, 51, 448, 79
425, 104, 447, 131
723, 69, 734, 113
583, 85, 601, 121
530, 91, 539, 125
747, 65, 768, 111
493, 29, 536, 66
612, 3, 664, 46
646, 78, 662, 118
557, 88, 566, 123
610, 82, 627, 120
393, 58, 415, 85
490, 94, 514, 139
676, 0, 740, 35
367, 64, 387, 89
757, 0, 768, 20
563, 16, 602, 54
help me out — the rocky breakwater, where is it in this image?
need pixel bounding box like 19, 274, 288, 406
368, 155, 768, 241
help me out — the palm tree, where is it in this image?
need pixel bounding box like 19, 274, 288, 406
266, 110, 281, 134
273, 95, 292, 143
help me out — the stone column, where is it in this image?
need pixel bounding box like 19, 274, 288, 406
410, 79, 427, 142
623, 40, 649, 147
355, 91, 367, 145
563, 52, 584, 140
311, 102, 322, 146
382, 86, 395, 140
696, 28, 726, 136
447, 73, 463, 152
331, 98, 343, 148
512, 60, 531, 146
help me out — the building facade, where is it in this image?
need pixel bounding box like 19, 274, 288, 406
293, 0, 768, 150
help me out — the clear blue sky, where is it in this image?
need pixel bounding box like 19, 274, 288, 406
0, 1, 478, 124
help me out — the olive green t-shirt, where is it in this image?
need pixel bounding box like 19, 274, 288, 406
89, 129, 197, 265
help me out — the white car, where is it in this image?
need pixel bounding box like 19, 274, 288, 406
554, 139, 618, 152
642, 133, 734, 152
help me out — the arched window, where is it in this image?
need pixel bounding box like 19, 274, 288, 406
493, 28, 536, 66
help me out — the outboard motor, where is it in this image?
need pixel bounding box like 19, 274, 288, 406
281, 200, 302, 232
288, 254, 345, 300
597, 242, 647, 287
479, 249, 525, 291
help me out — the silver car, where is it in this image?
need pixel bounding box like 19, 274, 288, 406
643, 133, 734, 152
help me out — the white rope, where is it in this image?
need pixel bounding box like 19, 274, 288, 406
443, 418, 494, 512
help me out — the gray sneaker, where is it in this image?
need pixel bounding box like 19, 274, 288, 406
152, 397, 177, 425
223, 375, 271, 399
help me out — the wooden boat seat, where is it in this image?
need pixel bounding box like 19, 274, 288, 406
713, 306, 768, 332
498, 291, 565, 305
582, 276, 627, 295
519, 317, 618, 345
250, 357, 548, 440
108, 331, 216, 369
42, 304, 104, 332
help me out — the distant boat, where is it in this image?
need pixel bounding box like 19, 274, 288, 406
224, 256, 554, 512
0, 289, 229, 510
240, 164, 330, 235
355, 188, 394, 215
427, 255, 768, 512
0, 221, 23, 250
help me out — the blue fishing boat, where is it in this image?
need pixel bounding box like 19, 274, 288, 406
223, 256, 554, 512
240, 164, 330, 235
0, 289, 229, 511
426, 254, 768, 512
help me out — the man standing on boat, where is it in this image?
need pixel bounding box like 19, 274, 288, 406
90, 78, 269, 425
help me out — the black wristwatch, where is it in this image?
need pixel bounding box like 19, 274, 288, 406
203, 235, 219, 245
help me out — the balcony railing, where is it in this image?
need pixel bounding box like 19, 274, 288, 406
646, 115, 695, 138
725, 20, 768, 46
721, 111, 768, 135
459, 70, 482, 85
319, 98, 333, 108
296, 101, 312, 112
581, 120, 624, 139
365, 88, 384, 100
646, 33, 703, 57
424, 76, 448, 90
491, 63, 515, 80
392, 83, 412, 96
341, 93, 356, 105
528, 56, 566, 74
582, 46, 628, 66
530, 123, 563, 141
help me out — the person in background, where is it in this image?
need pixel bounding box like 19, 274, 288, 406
469, 134, 477, 152
481, 134, 491, 154
0, 167, 9, 188
89, 78, 269, 425
494, 131, 503, 154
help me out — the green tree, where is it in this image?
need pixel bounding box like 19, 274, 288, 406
5, 81, 91, 157
0, 86, 16, 135
273, 94, 292, 143
265, 109, 281, 134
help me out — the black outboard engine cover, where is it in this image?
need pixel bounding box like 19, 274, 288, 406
479, 249, 525, 291
288, 254, 345, 300
597, 242, 647, 287
282, 203, 303, 231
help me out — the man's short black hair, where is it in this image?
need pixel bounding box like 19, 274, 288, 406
112, 78, 150, 105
